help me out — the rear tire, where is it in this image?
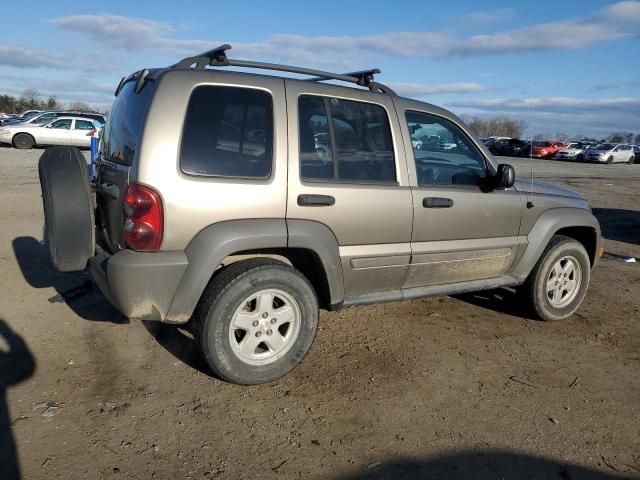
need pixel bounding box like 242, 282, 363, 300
13, 133, 35, 149
38, 146, 95, 271
521, 235, 591, 321
628, 156, 634, 164
195, 259, 319, 385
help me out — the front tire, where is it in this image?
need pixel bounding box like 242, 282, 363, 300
195, 259, 319, 385
13, 133, 35, 149
522, 235, 591, 321
607, 156, 613, 164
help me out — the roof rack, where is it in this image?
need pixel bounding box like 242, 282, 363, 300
172, 44, 395, 95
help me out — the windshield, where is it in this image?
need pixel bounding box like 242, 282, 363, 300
533, 141, 551, 147
566, 143, 582, 149
20, 111, 40, 119
32, 113, 57, 125
594, 144, 614, 150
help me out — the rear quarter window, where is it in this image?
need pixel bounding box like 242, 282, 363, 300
180, 86, 273, 178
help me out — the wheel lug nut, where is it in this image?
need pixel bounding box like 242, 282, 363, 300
270, 318, 277, 324
266, 329, 273, 336
252, 320, 259, 327
262, 312, 269, 319
255, 331, 262, 338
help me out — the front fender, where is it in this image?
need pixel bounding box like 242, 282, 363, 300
510, 208, 601, 280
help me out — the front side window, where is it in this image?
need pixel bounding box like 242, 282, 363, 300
298, 95, 396, 183
181, 86, 273, 178
49, 119, 72, 130
406, 111, 487, 186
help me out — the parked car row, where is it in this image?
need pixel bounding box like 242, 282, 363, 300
480, 137, 638, 164
0, 110, 106, 149
0, 116, 103, 149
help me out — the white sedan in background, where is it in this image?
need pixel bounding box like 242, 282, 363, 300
0, 116, 99, 149
554, 142, 589, 161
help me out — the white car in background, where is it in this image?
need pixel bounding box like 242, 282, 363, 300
554, 142, 590, 161
584, 143, 636, 164
0, 117, 99, 149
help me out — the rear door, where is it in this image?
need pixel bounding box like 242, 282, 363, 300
96, 78, 156, 252
285, 80, 413, 297
71, 119, 95, 147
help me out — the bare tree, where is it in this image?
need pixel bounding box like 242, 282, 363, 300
68, 101, 91, 111
18, 88, 41, 110
464, 116, 528, 139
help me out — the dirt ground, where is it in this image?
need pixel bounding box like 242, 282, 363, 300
0, 146, 638, 479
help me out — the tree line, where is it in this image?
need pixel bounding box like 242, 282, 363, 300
0, 89, 107, 114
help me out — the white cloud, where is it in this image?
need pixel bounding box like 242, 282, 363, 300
447, 97, 640, 137
447, 97, 640, 113
590, 80, 640, 92
388, 82, 486, 97
0, 73, 115, 105
460, 8, 516, 25
49, 2, 640, 62
0, 44, 69, 69
602, 0, 640, 21
49, 14, 210, 54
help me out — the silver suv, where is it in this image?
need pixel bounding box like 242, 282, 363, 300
39, 45, 601, 385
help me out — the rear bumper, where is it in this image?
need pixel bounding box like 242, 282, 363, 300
89, 247, 189, 321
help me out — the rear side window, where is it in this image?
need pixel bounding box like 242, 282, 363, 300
101, 80, 155, 165
298, 95, 396, 183
181, 86, 273, 178
75, 120, 95, 130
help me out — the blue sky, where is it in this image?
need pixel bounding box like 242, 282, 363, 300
1, 0, 639, 137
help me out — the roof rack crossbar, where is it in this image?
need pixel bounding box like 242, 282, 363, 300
306, 69, 380, 86
172, 44, 393, 94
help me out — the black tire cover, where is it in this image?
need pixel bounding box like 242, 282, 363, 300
38, 146, 95, 272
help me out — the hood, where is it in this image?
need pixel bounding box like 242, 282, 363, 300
514, 178, 586, 200
3, 123, 40, 130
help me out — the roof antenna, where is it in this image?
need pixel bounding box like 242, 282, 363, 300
527, 80, 535, 209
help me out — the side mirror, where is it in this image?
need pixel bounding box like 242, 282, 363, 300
496, 163, 515, 189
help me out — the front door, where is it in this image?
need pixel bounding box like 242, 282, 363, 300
398, 108, 524, 288
42, 118, 73, 145
285, 81, 413, 297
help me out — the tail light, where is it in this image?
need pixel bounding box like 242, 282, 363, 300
123, 184, 163, 252
86, 129, 96, 136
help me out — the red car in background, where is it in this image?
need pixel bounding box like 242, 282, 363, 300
531, 141, 567, 158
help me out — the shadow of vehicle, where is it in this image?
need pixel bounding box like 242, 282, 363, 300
592, 208, 640, 246
142, 321, 215, 377
12, 236, 127, 324
336, 451, 632, 479
0, 319, 36, 480
454, 287, 539, 321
